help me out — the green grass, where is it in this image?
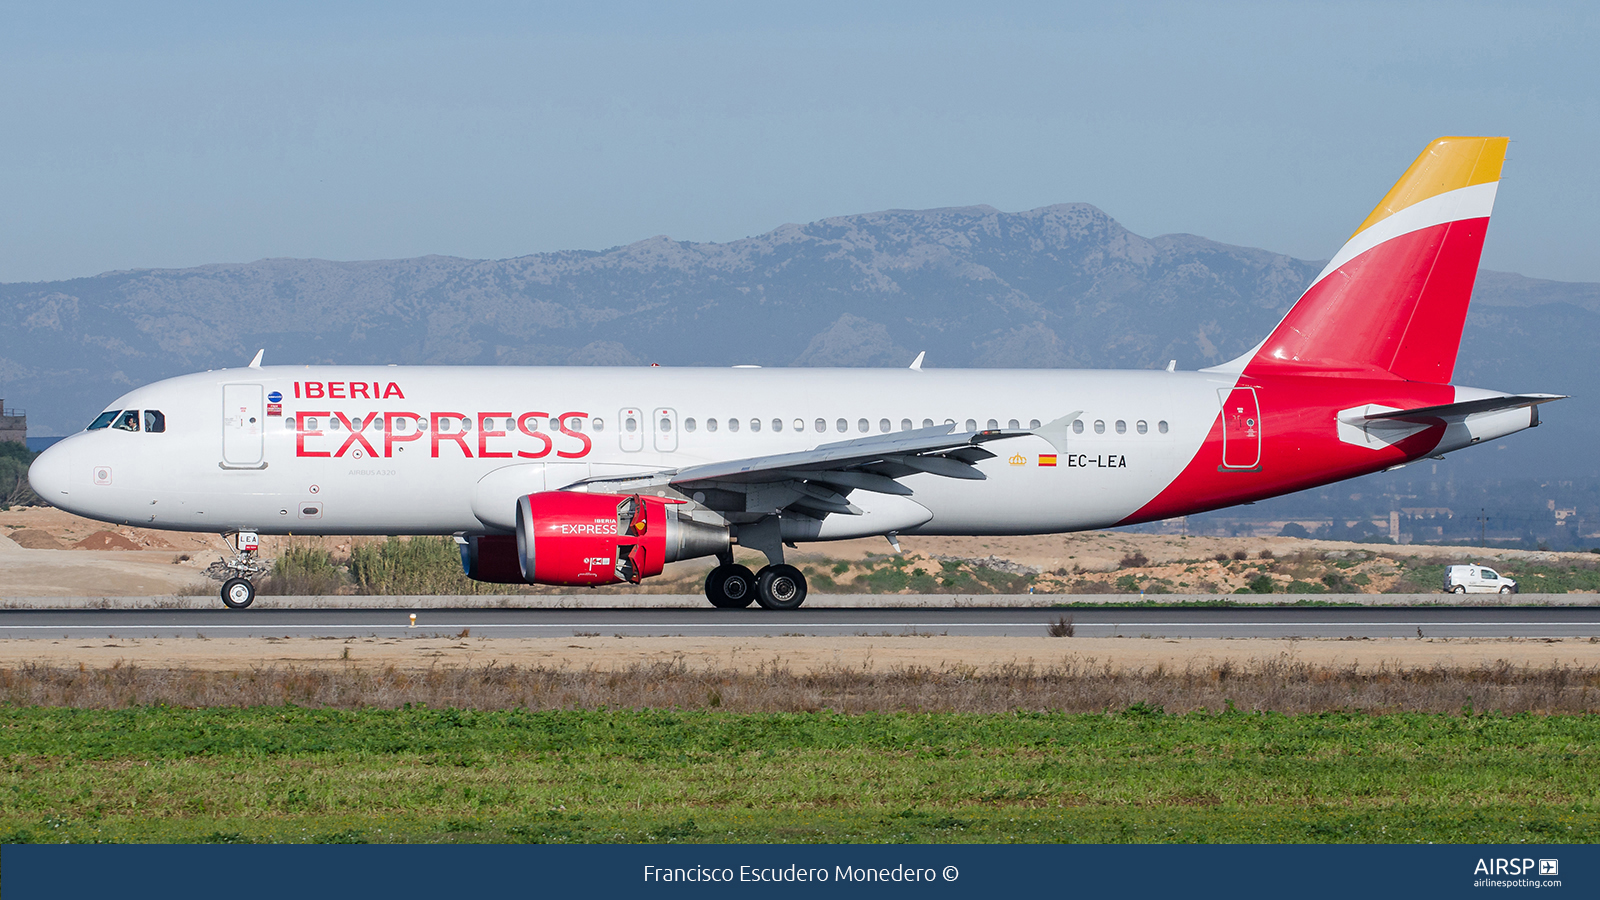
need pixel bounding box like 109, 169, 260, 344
1393, 561, 1600, 594
1, 706, 1595, 843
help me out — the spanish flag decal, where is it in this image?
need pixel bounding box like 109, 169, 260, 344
1038, 454, 1058, 467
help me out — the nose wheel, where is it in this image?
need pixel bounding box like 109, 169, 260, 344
221, 578, 257, 609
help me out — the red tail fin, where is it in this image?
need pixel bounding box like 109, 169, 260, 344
1220, 137, 1507, 382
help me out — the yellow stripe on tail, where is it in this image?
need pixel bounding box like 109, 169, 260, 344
1351, 136, 1508, 238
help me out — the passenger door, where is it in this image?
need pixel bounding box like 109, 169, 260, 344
1218, 386, 1261, 470
619, 408, 643, 452
652, 407, 678, 453
222, 383, 265, 466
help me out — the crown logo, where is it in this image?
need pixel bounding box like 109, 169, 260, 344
1008, 453, 1027, 466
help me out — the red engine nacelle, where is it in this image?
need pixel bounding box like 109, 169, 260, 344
510, 491, 729, 586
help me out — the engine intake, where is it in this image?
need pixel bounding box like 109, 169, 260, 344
506, 491, 728, 586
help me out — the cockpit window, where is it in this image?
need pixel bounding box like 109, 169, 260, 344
144, 410, 166, 433
112, 410, 141, 432
87, 411, 121, 431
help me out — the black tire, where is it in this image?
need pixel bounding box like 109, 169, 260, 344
1451, 585, 1466, 594
1500, 585, 1513, 594
705, 564, 757, 608
221, 577, 256, 609
755, 564, 807, 610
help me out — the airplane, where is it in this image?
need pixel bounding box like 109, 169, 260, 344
27, 136, 1562, 610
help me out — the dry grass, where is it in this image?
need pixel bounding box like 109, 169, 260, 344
3, 658, 1599, 714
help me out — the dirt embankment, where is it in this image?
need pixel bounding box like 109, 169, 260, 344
0, 506, 1592, 598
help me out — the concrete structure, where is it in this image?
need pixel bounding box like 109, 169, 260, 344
0, 402, 24, 446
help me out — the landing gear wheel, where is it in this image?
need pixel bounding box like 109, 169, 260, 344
755, 564, 807, 610
221, 578, 256, 610
705, 564, 757, 608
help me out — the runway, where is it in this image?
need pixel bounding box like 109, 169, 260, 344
1, 606, 1597, 640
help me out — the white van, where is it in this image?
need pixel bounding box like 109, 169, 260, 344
1442, 564, 1518, 594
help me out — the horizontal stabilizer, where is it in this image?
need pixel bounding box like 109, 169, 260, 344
1356, 393, 1566, 424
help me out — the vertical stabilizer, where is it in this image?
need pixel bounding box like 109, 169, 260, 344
1214, 137, 1508, 382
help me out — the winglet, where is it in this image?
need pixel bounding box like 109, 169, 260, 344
248, 349, 265, 369
909, 351, 926, 371
1032, 411, 1083, 454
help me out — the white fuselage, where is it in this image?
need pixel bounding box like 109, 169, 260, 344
30, 365, 1229, 538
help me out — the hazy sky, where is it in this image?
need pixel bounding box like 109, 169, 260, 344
3, 1, 1597, 284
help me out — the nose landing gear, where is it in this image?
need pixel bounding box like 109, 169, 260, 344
204, 531, 267, 609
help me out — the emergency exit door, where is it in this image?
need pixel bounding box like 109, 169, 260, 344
1218, 386, 1261, 470
222, 383, 264, 466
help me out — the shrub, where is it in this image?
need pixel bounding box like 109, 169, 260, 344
1119, 552, 1150, 569
258, 545, 345, 596
349, 536, 515, 595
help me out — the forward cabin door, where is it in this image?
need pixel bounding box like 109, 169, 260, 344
1218, 386, 1261, 470
222, 383, 265, 467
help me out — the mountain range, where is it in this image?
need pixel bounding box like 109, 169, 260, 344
2, 203, 1595, 477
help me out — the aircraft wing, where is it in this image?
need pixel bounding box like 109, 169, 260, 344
572, 423, 1035, 520
1356, 393, 1566, 424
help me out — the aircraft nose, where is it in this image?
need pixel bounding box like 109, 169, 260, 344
28, 442, 72, 503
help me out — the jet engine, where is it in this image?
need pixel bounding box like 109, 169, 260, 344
500, 492, 728, 586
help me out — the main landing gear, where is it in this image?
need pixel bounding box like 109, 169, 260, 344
704, 563, 808, 610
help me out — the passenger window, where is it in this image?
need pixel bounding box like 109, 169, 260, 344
1094, 420, 1105, 434
772, 418, 783, 432
285, 417, 296, 430
794, 418, 804, 432
461, 418, 473, 432
659, 416, 672, 432
964, 419, 976, 432
548, 417, 560, 431
330, 417, 342, 431
625, 416, 637, 433
707, 418, 718, 432
923, 419, 934, 428
944, 418, 955, 426
88, 410, 121, 431
113, 410, 140, 432
527, 418, 541, 431
836, 418, 848, 433
306, 417, 319, 430
371, 417, 383, 430
750, 418, 761, 432
879, 418, 890, 433
1136, 420, 1148, 434
1115, 420, 1126, 434
1158, 420, 1169, 434
592, 418, 605, 431
1072, 420, 1084, 434
1007, 419, 1019, 429
858, 418, 869, 433
684, 418, 696, 433
901, 419, 912, 431
1029, 419, 1041, 429
729, 418, 740, 433
815, 418, 826, 433
987, 419, 998, 430
142, 410, 166, 433
437, 419, 451, 433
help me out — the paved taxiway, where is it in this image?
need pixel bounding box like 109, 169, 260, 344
1, 606, 1596, 640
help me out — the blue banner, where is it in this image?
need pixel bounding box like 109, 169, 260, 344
3, 844, 1592, 898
